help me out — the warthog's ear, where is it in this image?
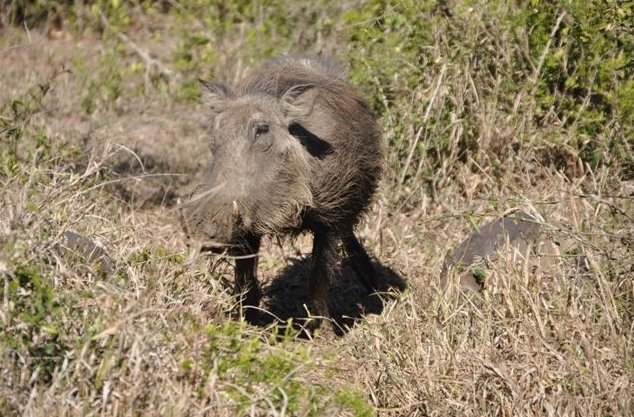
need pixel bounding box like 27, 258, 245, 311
199, 79, 231, 112
280, 84, 318, 120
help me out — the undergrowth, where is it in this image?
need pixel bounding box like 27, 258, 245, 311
1, 1, 632, 416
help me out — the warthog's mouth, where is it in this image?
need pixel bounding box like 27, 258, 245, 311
189, 239, 242, 255
192, 233, 258, 256
198, 242, 231, 255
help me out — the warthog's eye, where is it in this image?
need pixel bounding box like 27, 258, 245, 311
254, 123, 269, 138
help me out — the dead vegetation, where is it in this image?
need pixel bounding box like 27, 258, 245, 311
1, 1, 632, 416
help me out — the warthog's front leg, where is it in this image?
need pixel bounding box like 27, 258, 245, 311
233, 234, 261, 321
343, 228, 378, 292
307, 229, 339, 325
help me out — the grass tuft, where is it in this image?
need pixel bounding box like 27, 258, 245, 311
1, 1, 632, 416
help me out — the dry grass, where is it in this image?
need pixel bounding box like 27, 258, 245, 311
1, 4, 633, 417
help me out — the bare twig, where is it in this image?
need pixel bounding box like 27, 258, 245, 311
513, 10, 567, 114
399, 64, 446, 185
530, 10, 567, 93
98, 11, 180, 85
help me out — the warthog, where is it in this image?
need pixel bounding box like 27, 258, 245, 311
180, 56, 383, 325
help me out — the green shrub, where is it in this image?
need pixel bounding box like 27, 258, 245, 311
345, 0, 633, 185
2, 265, 69, 383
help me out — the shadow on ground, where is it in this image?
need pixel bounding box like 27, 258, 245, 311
249, 256, 407, 336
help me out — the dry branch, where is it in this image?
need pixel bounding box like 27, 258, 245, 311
99, 11, 181, 86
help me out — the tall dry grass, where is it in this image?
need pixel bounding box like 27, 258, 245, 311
1, 1, 632, 416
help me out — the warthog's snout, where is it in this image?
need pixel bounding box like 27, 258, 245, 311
180, 195, 247, 253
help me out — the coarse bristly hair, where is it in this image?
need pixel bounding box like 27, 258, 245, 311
182, 55, 384, 245
180, 55, 384, 324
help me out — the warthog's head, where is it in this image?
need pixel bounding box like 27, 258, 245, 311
180, 81, 317, 252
